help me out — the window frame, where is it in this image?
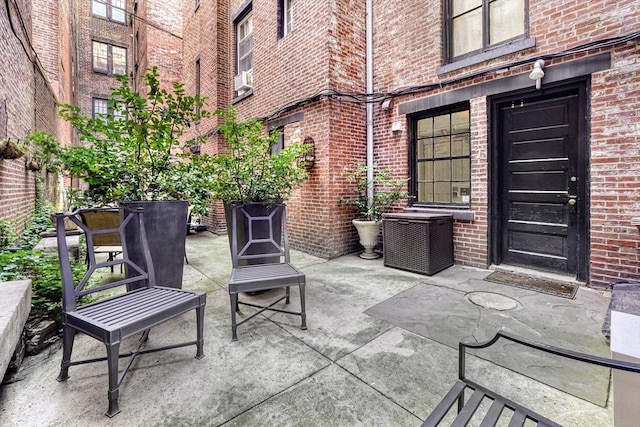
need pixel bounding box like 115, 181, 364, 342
91, 0, 126, 24
236, 12, 253, 76
444, 0, 528, 64
92, 41, 127, 76
409, 104, 472, 208
279, 0, 293, 38
92, 97, 126, 120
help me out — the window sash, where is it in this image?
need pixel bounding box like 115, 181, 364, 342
92, 42, 127, 75
237, 14, 253, 74
413, 109, 471, 206
92, 0, 126, 24
284, 0, 293, 35
448, 0, 525, 60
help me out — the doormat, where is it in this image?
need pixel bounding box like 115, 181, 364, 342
484, 271, 578, 299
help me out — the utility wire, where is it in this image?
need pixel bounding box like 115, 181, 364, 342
4, 0, 51, 79
258, 30, 640, 122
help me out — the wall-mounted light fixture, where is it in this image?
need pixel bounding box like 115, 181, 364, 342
391, 121, 402, 133
380, 98, 392, 111
529, 59, 545, 90
302, 136, 316, 170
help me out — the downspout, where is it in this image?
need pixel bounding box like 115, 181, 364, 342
365, 0, 374, 207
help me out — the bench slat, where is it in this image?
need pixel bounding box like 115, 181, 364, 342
452, 389, 485, 427
421, 381, 466, 427
508, 410, 526, 427
479, 399, 506, 427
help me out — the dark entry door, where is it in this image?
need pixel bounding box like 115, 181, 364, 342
498, 92, 581, 275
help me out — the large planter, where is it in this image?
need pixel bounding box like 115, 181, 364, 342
123, 200, 188, 289
352, 219, 382, 259
224, 202, 283, 266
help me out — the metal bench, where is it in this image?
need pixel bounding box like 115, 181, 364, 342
54, 207, 206, 417
422, 331, 640, 427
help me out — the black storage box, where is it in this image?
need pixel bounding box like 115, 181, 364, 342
382, 212, 454, 275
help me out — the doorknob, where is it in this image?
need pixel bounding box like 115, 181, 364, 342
568, 198, 577, 206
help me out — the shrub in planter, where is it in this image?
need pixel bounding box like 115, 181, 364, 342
340, 163, 408, 258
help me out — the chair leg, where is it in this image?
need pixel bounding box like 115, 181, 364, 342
195, 305, 205, 359
108, 252, 114, 273
56, 326, 76, 382
299, 282, 307, 331
285, 286, 291, 304
230, 292, 239, 341
105, 341, 122, 417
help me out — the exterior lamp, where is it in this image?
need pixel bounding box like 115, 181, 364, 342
529, 59, 545, 90
302, 136, 316, 170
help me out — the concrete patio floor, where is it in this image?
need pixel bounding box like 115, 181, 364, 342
0, 231, 615, 426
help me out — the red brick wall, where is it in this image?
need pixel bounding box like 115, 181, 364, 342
1, 0, 59, 233
589, 43, 640, 287
371, 0, 640, 287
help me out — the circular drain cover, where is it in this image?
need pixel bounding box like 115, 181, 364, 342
465, 292, 522, 311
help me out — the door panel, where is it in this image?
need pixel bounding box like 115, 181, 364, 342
499, 93, 579, 274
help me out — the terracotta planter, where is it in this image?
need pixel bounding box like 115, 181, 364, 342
0, 138, 26, 160
352, 219, 382, 259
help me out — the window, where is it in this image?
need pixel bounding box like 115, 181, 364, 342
92, 98, 126, 120
92, 41, 127, 75
92, 0, 126, 24
447, 0, 525, 61
279, 0, 293, 37
270, 126, 284, 154
411, 107, 471, 205
92, 98, 109, 118
236, 13, 253, 76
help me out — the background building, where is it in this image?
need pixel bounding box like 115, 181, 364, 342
2, 0, 640, 288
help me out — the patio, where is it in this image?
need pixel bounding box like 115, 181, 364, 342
0, 231, 614, 426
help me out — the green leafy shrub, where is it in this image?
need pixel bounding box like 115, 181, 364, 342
0, 250, 86, 321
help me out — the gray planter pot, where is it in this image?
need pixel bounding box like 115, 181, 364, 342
123, 200, 188, 289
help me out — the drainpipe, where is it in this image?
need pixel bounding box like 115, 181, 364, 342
365, 0, 374, 208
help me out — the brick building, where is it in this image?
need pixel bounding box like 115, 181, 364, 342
0, 0, 70, 234
183, 0, 640, 288
2, 1, 640, 289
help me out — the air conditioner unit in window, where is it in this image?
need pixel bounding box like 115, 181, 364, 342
234, 70, 253, 92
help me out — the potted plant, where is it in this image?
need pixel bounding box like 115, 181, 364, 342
0, 138, 27, 160
212, 106, 310, 263
340, 163, 408, 259
32, 67, 216, 287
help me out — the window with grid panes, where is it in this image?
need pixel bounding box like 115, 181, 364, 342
412, 107, 471, 205
92, 0, 126, 24
92, 41, 126, 75
447, 0, 525, 61
236, 14, 252, 76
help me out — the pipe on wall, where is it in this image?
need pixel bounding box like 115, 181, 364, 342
365, 0, 374, 206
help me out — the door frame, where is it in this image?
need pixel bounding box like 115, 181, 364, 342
488, 79, 590, 282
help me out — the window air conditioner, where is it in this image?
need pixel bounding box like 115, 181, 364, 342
234, 70, 253, 92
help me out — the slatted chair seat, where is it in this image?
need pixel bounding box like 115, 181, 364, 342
71, 287, 202, 337
422, 331, 640, 427
54, 207, 206, 417
227, 203, 306, 341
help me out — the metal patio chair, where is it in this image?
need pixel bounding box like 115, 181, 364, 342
54, 207, 206, 417
422, 331, 640, 426
228, 203, 307, 341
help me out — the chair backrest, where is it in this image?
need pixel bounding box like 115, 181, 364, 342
79, 209, 122, 246
230, 203, 291, 268
55, 207, 156, 312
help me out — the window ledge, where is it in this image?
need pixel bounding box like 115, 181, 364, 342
404, 207, 475, 221
231, 89, 253, 104
438, 37, 536, 75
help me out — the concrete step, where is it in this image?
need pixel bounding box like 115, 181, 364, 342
0, 280, 31, 380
